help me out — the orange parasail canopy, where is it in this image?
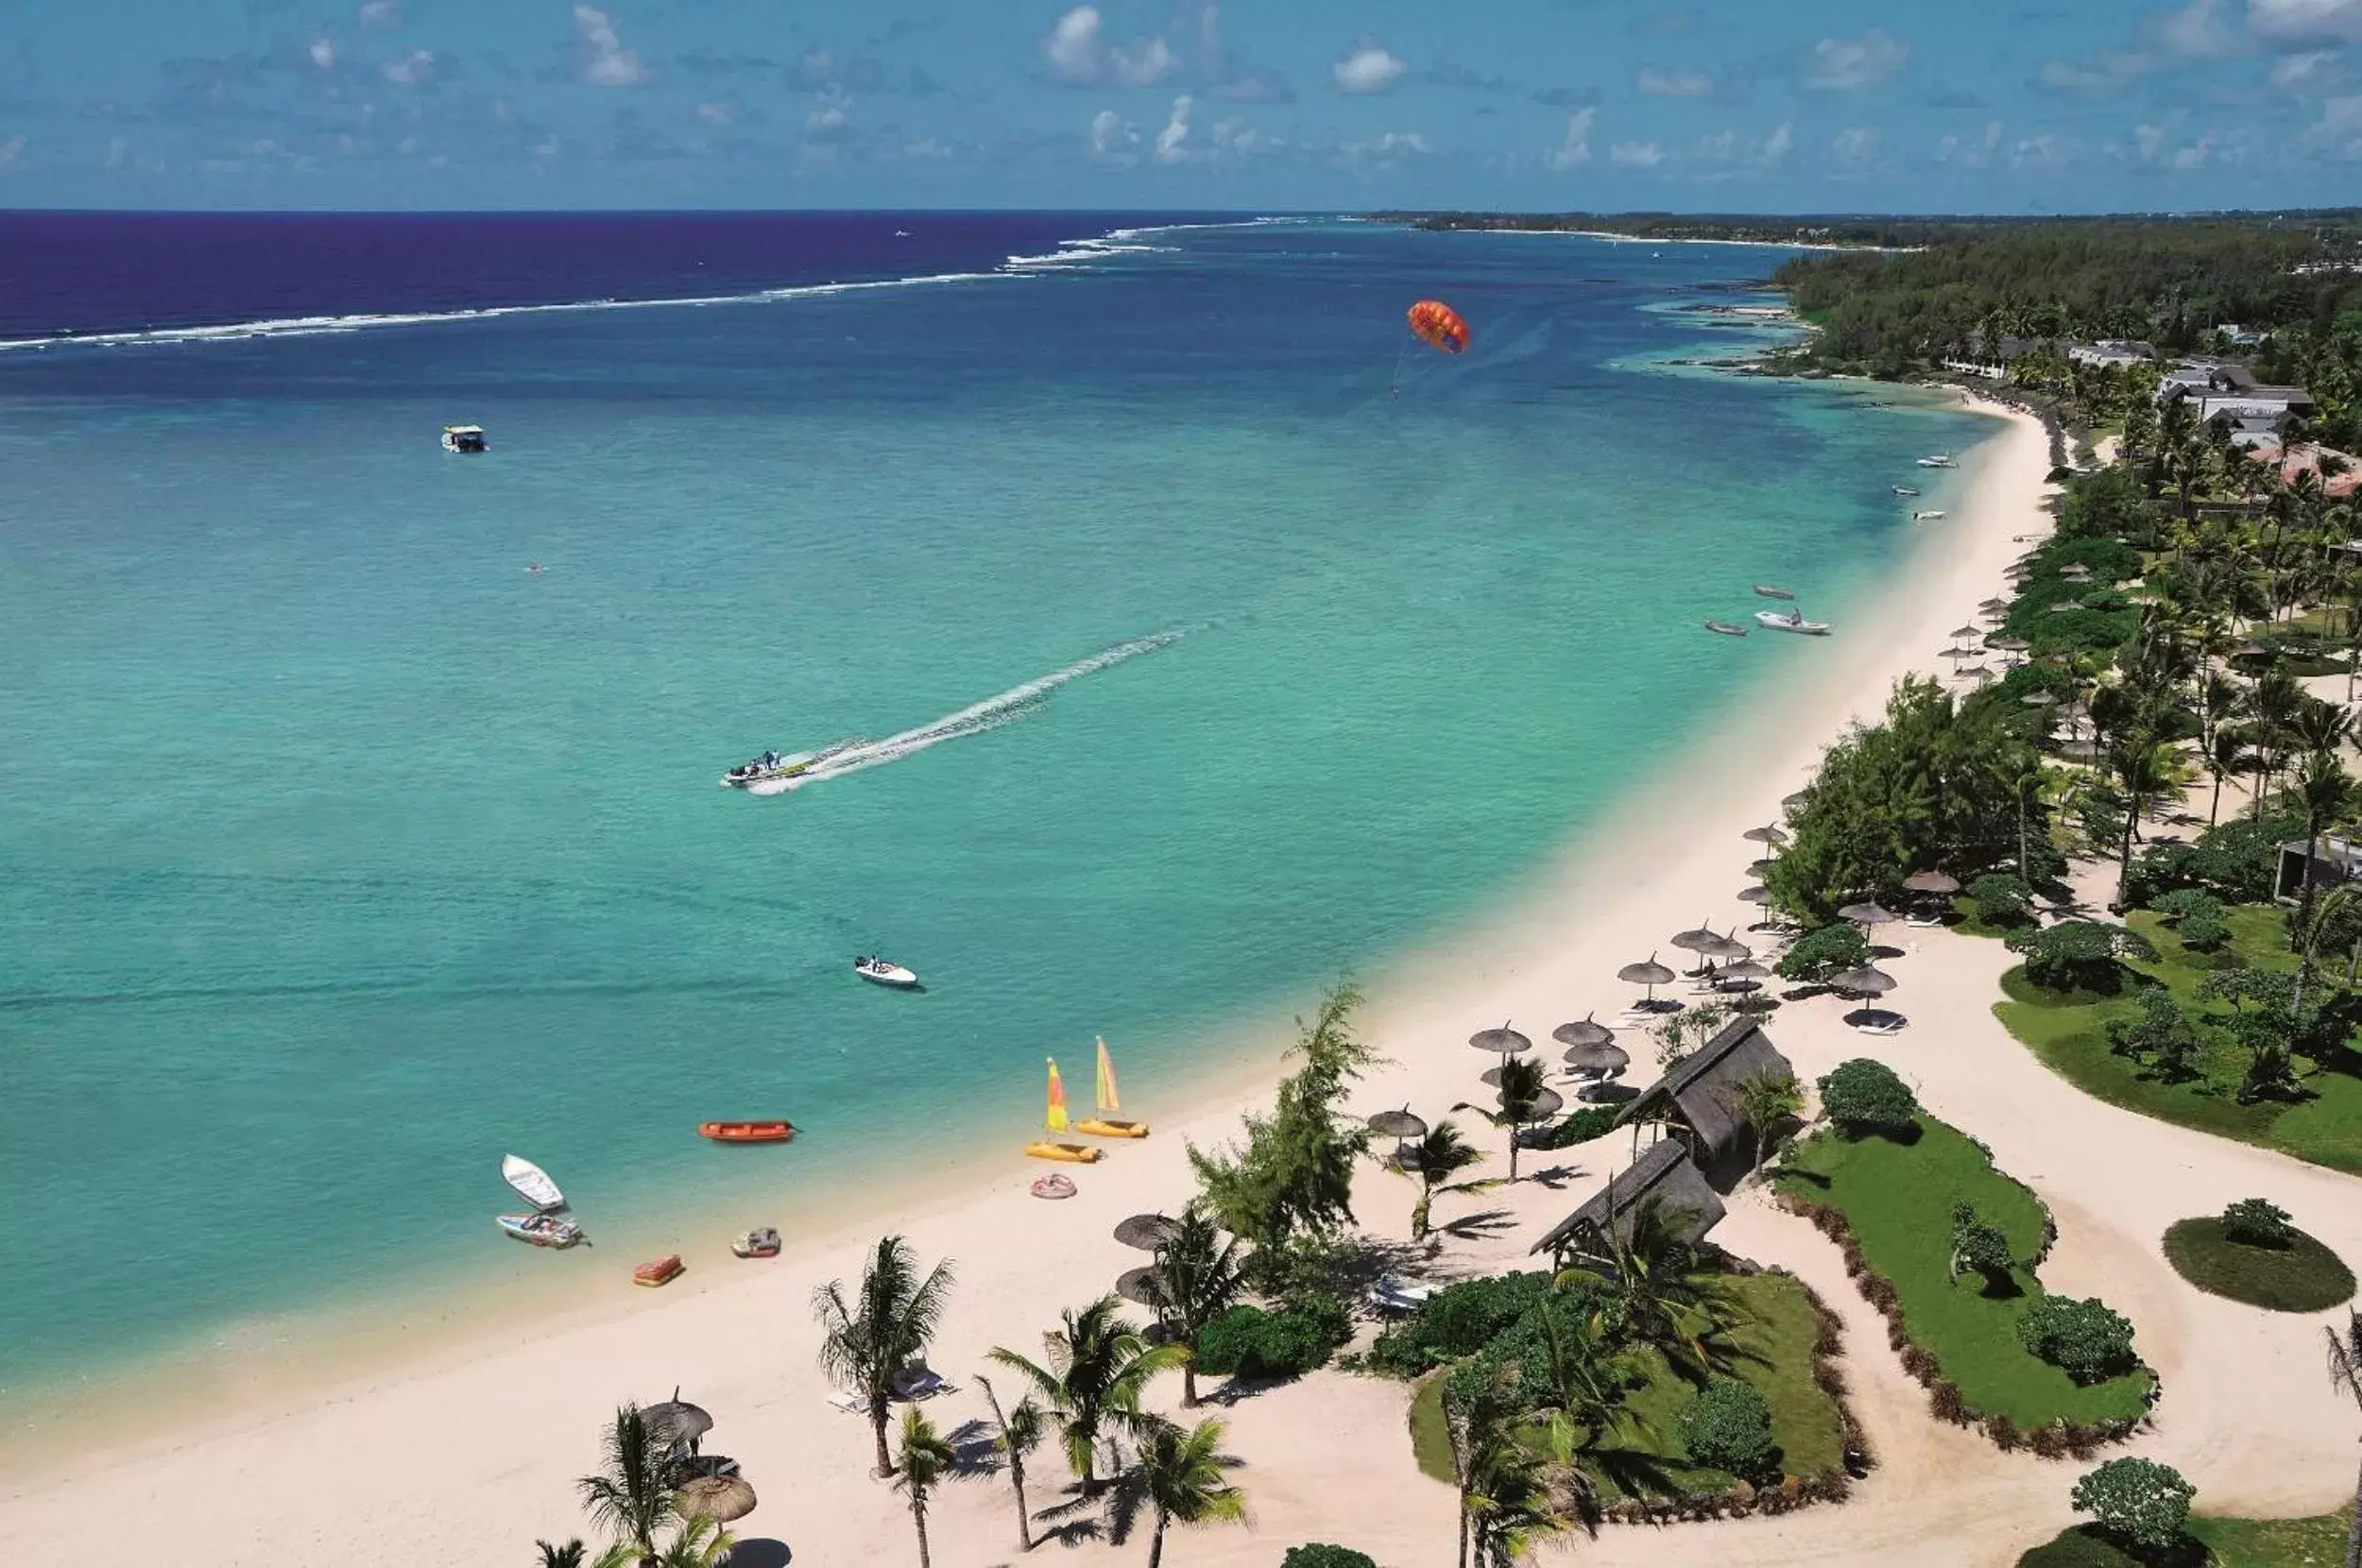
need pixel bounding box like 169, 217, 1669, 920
1406, 298, 1470, 354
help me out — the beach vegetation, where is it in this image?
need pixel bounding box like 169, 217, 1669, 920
1554, 1197, 1738, 1387
1949, 1202, 2018, 1290
1727, 1066, 1806, 1179
536, 1540, 586, 1568
1675, 1376, 1777, 1482
2126, 815, 2304, 910
2221, 1196, 2298, 1249
1118, 1416, 1246, 1568
1776, 923, 1872, 983
1281, 1546, 1378, 1568
1767, 676, 2042, 923
1188, 982, 1379, 1260
890, 1408, 957, 1568
1994, 905, 2362, 1174
2011, 921, 2157, 997
1446, 1364, 1565, 1568
1194, 1300, 1351, 1383
812, 1236, 958, 1479
1367, 1272, 1553, 1378
1472, 1053, 1551, 1179
2017, 1296, 2139, 1385
987, 1294, 1184, 1495
2072, 1457, 2198, 1558
645, 1518, 734, 1568
1968, 872, 2037, 930
1395, 1118, 1498, 1242
2021, 1508, 2360, 1565
1816, 1058, 1919, 1137
2162, 1213, 2356, 1313
975, 1375, 1047, 1552
1154, 1206, 1249, 1406
575, 1405, 685, 1568
1776, 1113, 2155, 1428
2329, 1311, 2362, 1568
1650, 1003, 1732, 1072
1528, 1103, 1619, 1150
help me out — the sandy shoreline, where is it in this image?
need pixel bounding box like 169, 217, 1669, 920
8, 394, 2355, 1566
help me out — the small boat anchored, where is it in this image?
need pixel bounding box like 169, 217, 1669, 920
854, 955, 919, 989
497, 1153, 582, 1248
502, 1153, 567, 1213
699, 1120, 795, 1144
1752, 584, 1795, 601
1911, 509, 1947, 522
1892, 486, 1921, 497
441, 425, 488, 453
721, 750, 813, 789
498, 1212, 583, 1248
1755, 609, 1832, 636
732, 1227, 782, 1259
1703, 620, 1749, 637
1916, 453, 1957, 469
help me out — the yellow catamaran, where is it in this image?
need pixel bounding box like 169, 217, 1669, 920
1025, 1056, 1102, 1163
1076, 1036, 1149, 1138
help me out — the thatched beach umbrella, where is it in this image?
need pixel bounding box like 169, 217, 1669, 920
1737, 884, 1772, 906
1948, 624, 1979, 647
1617, 956, 1677, 1007
1831, 964, 1898, 997
1721, 958, 1772, 983
645, 1397, 714, 1449
1939, 646, 1976, 662
1115, 1266, 1171, 1309
1703, 932, 1753, 963
676, 1475, 757, 1525
1501, 1086, 1564, 1125
1113, 1213, 1184, 1252
1746, 858, 1777, 878
1742, 825, 1789, 848
1365, 1108, 1428, 1140
1670, 920, 1722, 958
1991, 636, 2031, 655
1562, 1039, 1630, 1075
1903, 870, 1960, 895
1468, 1024, 1532, 1059
1781, 791, 1813, 815
1838, 899, 1900, 929
1978, 597, 2011, 617
1552, 1015, 1615, 1050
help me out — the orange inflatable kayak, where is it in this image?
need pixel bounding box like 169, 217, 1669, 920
699, 1120, 795, 1144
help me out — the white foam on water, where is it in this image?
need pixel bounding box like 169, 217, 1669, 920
744, 631, 1182, 796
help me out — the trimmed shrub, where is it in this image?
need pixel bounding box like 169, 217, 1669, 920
2178, 914, 2231, 953
1678, 1376, 1777, 1481
2148, 888, 2223, 924
1196, 1303, 1348, 1381
1949, 1202, 2015, 1287
1532, 1104, 1621, 1150
2127, 812, 2304, 905
1778, 924, 1873, 982
1282, 1547, 1378, 1568
2007, 921, 2155, 995
1817, 1059, 1918, 1136
1969, 872, 2034, 929
1366, 1271, 1552, 1375
2016, 1296, 2137, 1386
2220, 1197, 2297, 1249
2069, 1457, 2195, 1554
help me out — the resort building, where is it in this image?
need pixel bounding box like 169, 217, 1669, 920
2275, 834, 2362, 904
2251, 442, 2362, 499
2067, 339, 2154, 369
1529, 1135, 1727, 1259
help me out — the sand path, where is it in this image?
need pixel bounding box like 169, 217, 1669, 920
4, 401, 2355, 1567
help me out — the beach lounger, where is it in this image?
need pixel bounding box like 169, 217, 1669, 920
826, 1390, 864, 1414
1369, 1276, 1435, 1316
893, 1361, 957, 1401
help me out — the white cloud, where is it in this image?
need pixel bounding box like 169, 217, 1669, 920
2133, 120, 2173, 161
381, 49, 435, 87
1832, 126, 1879, 164
1609, 139, 1666, 167
1155, 94, 1192, 162
1937, 120, 2006, 167
1762, 119, 1794, 164
2272, 49, 2336, 87
308, 39, 336, 71
2011, 133, 2071, 167
2039, 51, 2153, 93
1211, 115, 1271, 155
2159, 0, 2232, 54
1089, 108, 1139, 163
104, 136, 128, 170
0, 135, 24, 172
1805, 28, 1908, 89
807, 91, 849, 132
1637, 65, 1712, 96
2307, 94, 2362, 153
1544, 107, 1594, 169
2169, 134, 2220, 168
1334, 41, 1408, 94
695, 101, 736, 127
1693, 118, 1792, 169
1043, 8, 1179, 87
357, 0, 400, 29
1345, 130, 1430, 158
2249, 0, 2362, 47
573, 6, 647, 88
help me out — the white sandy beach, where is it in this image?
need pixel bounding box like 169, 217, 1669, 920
5, 398, 2357, 1568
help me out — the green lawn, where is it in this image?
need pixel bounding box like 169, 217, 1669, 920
2019, 1508, 2356, 1566
2161, 1218, 2356, 1313
1402, 1272, 1848, 1497
1992, 907, 2362, 1176
1776, 1116, 2154, 1429
1585, 1270, 1848, 1500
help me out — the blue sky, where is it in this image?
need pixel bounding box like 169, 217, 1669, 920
0, 1, 2358, 210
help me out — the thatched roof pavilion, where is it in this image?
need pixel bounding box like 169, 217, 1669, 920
1614, 1016, 1795, 1167
1529, 1137, 1726, 1258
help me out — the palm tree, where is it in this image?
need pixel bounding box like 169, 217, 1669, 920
1722, 1066, 1805, 1181
647, 1519, 734, 1568
2293, 746, 2360, 969
1555, 1197, 1734, 1385
892, 1406, 959, 1568
2249, 668, 2306, 817
813, 1235, 959, 1477
1154, 1206, 1248, 1406
2203, 724, 2251, 827
1124, 1416, 1247, 1568
2326, 1307, 2362, 1568
977, 1374, 1047, 1552
1397, 1118, 1498, 1241
576, 1405, 683, 1568
537, 1542, 587, 1568
1448, 1366, 1562, 1568
1471, 1053, 1549, 1181
989, 1294, 1185, 1494
2105, 728, 2179, 905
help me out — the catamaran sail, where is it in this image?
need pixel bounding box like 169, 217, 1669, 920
502, 1153, 567, 1213
1095, 1037, 1121, 1113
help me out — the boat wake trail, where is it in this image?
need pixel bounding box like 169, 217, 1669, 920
745, 631, 1182, 795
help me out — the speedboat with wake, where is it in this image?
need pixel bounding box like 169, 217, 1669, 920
1755, 608, 1832, 636
498, 1211, 583, 1248
855, 955, 920, 989
721, 750, 813, 789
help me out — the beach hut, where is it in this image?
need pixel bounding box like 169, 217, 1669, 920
1528, 1137, 1726, 1261
1610, 1016, 1796, 1183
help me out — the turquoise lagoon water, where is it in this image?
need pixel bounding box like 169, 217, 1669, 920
0, 221, 1987, 1395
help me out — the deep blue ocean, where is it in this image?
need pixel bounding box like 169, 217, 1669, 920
0, 212, 1984, 1401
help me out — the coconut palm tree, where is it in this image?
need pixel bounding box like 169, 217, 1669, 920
1723, 1066, 1805, 1181
2105, 727, 2180, 904
576, 1405, 684, 1568
537, 1541, 587, 1568
1447, 1365, 1562, 1568
1396, 1118, 1498, 1241
813, 1235, 959, 1477
989, 1294, 1186, 1494
1470, 1054, 1550, 1181
893, 1406, 959, 1568
647, 1519, 734, 1568
977, 1374, 1047, 1551
1555, 1197, 1735, 1386
1122, 1416, 1247, 1568
2203, 724, 2251, 827
2325, 1307, 2362, 1568
2292, 746, 2360, 972
1154, 1205, 1248, 1406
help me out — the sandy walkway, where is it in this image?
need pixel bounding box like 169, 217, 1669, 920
4, 399, 2353, 1567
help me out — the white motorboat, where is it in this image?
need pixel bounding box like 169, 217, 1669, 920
854, 955, 920, 989
720, 750, 814, 789
1911, 509, 1946, 521
1755, 609, 1832, 636
442, 425, 488, 453
498, 1212, 583, 1249
1916, 453, 1957, 469
1892, 486, 1921, 497
501, 1153, 567, 1213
